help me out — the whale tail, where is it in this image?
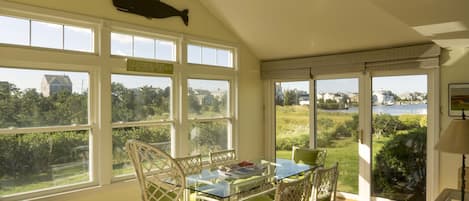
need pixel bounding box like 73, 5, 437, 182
181, 9, 189, 26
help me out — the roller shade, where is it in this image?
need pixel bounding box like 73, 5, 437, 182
261, 43, 441, 80
261, 68, 310, 80
365, 57, 439, 72
309, 63, 364, 78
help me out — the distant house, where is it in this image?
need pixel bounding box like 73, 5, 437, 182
41, 75, 73, 97
193, 89, 215, 105
298, 95, 309, 105
373, 90, 395, 106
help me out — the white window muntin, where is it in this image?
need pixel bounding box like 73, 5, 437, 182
186, 42, 235, 68
110, 72, 175, 179
185, 76, 235, 158
0, 65, 96, 200
0, 14, 96, 53
110, 31, 177, 62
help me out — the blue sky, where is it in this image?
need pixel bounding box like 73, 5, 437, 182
0, 16, 228, 93
0, 68, 228, 94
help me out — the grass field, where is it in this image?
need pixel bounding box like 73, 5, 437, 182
275, 105, 421, 195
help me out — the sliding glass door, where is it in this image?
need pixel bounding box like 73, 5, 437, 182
371, 75, 428, 201
315, 78, 359, 195
271, 72, 432, 201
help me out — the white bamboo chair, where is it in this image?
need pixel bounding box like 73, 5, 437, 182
126, 140, 186, 201
292, 146, 327, 167
209, 149, 236, 167
175, 154, 202, 175
244, 172, 312, 201
310, 162, 339, 201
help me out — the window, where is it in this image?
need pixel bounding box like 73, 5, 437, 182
0, 15, 94, 52
0, 10, 239, 199
274, 81, 310, 160
110, 32, 176, 62
0, 16, 30, 46
187, 44, 234, 68
111, 74, 172, 177
187, 79, 230, 157
0, 67, 91, 196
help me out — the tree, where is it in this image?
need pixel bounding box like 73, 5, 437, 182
283, 89, 297, 105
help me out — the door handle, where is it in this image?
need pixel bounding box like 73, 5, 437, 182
359, 129, 364, 144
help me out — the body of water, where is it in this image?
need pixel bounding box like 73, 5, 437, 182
319, 103, 427, 115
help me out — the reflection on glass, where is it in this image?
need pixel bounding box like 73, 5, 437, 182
190, 120, 228, 157
64, 26, 93, 52
202, 47, 217, 65
31, 21, 63, 49
274, 81, 310, 160
187, 44, 202, 64
111, 74, 171, 122
371, 75, 427, 201
316, 78, 359, 194
0, 130, 89, 196
156, 40, 175, 61
112, 126, 171, 176
0, 15, 30, 46
111, 32, 132, 56
188, 79, 229, 118
0, 67, 89, 128
133, 36, 154, 59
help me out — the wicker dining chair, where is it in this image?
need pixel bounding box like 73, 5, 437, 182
126, 140, 186, 201
175, 154, 203, 175
209, 149, 236, 167
244, 172, 312, 201
310, 162, 339, 201
292, 146, 327, 167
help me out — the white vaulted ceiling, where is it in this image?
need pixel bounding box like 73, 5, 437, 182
200, 0, 469, 61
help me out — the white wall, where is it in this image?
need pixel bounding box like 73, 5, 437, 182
439, 47, 469, 192
1, 0, 264, 200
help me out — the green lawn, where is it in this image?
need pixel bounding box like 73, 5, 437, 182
0, 164, 89, 196
276, 136, 391, 194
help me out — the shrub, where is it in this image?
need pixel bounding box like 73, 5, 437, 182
276, 134, 309, 150
372, 128, 426, 201
373, 114, 404, 137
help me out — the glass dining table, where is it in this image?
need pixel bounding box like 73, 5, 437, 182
184, 158, 316, 201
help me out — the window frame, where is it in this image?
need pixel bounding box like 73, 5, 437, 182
0, 9, 98, 54
264, 69, 440, 201
184, 39, 237, 69
109, 28, 180, 63
109, 72, 176, 181
0, 3, 239, 199
180, 73, 237, 161
0, 65, 98, 201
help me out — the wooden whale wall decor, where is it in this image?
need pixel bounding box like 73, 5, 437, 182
112, 0, 189, 26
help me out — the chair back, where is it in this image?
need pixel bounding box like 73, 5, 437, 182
175, 154, 202, 175
274, 171, 312, 201
126, 140, 185, 201
292, 146, 327, 167
311, 162, 339, 201
209, 149, 236, 167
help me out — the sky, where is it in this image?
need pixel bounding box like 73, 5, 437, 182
0, 16, 229, 93
0, 68, 229, 94
279, 75, 427, 94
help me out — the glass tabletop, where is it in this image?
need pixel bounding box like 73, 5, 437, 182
185, 158, 315, 199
